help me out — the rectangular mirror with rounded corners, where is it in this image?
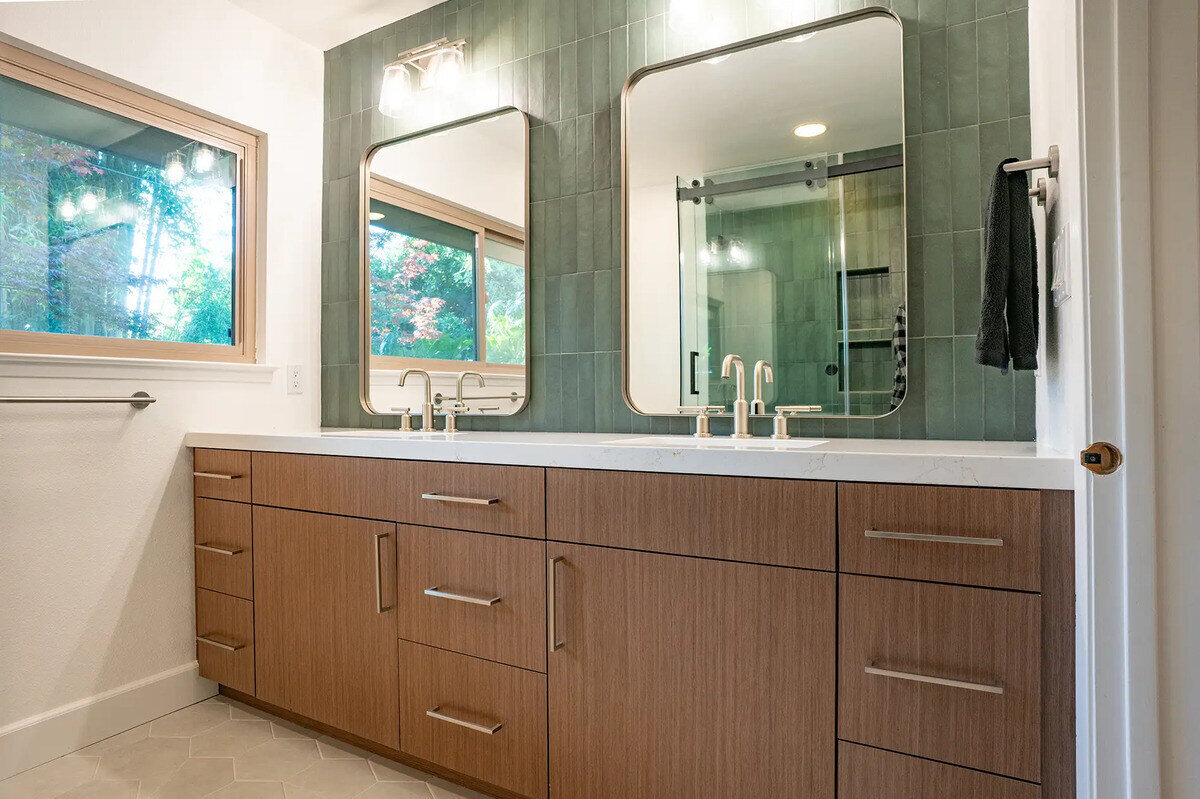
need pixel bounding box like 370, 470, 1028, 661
359, 107, 529, 419
623, 9, 906, 420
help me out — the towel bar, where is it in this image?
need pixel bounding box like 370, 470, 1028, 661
1003, 145, 1060, 178
0, 391, 155, 409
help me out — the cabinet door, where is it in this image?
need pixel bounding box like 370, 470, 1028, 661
253, 506, 399, 749
547, 543, 835, 799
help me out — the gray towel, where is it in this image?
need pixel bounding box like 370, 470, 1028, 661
976, 158, 1038, 372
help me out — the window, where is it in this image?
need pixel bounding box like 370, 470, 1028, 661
0, 41, 259, 362
368, 177, 525, 374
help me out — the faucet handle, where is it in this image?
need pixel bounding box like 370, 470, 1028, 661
770, 405, 824, 440
678, 405, 723, 439
389, 406, 415, 432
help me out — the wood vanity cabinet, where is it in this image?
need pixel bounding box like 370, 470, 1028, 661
190, 448, 1073, 799
252, 506, 399, 749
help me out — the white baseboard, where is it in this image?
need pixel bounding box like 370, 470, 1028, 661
0, 661, 216, 781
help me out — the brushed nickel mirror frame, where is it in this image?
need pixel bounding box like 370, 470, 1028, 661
619, 7, 908, 420
358, 106, 531, 418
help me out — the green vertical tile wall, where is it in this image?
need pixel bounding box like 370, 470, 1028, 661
322, 0, 1035, 440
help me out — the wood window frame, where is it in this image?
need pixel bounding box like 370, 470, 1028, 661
368, 175, 525, 376
0, 40, 261, 363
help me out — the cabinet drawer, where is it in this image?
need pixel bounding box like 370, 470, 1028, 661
838, 742, 1039, 799
194, 499, 253, 600
195, 588, 254, 695
393, 462, 545, 538
838, 575, 1041, 781
397, 525, 546, 672
838, 483, 1041, 591
251, 452, 392, 520
547, 469, 835, 569
399, 641, 547, 799
193, 449, 251, 503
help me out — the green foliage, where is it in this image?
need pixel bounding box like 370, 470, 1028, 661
484, 256, 525, 365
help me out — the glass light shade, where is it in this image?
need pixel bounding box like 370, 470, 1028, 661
379, 64, 412, 118
79, 191, 99, 213
192, 145, 216, 173
668, 0, 705, 33
431, 47, 465, 90
165, 154, 186, 184
58, 198, 77, 221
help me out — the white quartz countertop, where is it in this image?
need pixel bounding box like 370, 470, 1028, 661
183, 430, 1075, 490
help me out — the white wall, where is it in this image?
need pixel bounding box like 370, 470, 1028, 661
1148, 1, 1200, 795
0, 0, 323, 778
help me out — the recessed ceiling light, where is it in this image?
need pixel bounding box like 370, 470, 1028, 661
793, 122, 827, 138
369, 211, 386, 221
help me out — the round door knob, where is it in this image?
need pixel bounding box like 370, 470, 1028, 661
1080, 441, 1123, 475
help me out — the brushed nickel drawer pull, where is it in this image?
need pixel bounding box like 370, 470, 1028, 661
193, 471, 243, 480
426, 706, 503, 735
864, 664, 1004, 695
196, 634, 245, 652
194, 543, 244, 556
548, 555, 565, 653
421, 492, 501, 506
374, 531, 393, 614
424, 586, 502, 606
865, 529, 1004, 547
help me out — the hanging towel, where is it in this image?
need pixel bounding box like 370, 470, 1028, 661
975, 158, 1039, 372
890, 304, 907, 410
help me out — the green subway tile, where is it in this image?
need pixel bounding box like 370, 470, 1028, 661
977, 0, 1006, 13
558, 194, 579, 272
977, 12, 1010, 122
924, 336, 955, 437
593, 188, 613, 270
903, 35, 922, 135
917, 0, 948, 32
906, 236, 926, 337
918, 29, 949, 132
982, 363, 1015, 439
592, 31, 611, 112
978, 119, 1011, 215
946, 0, 976, 25
576, 189, 595, 268
544, 47, 561, 123
559, 42, 578, 120
905, 134, 924, 233
576, 353, 598, 431
952, 229, 983, 334
952, 335, 984, 438
923, 233, 954, 336
1014, 369, 1036, 439
593, 109, 612, 189
609, 26, 629, 99
947, 21, 978, 127
559, 118, 578, 196
576, 36, 594, 111
594, 269, 615, 350
629, 19, 647, 71
646, 13, 665, 64
531, 275, 547, 355
896, 337, 927, 437
1011, 114, 1031, 160
949, 125, 982, 231
560, 0, 577, 44
920, 130, 952, 233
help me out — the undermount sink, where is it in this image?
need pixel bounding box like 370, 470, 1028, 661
611, 436, 829, 450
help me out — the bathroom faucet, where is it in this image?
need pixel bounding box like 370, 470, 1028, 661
398, 368, 436, 431
751, 360, 774, 415
721, 354, 751, 438
445, 371, 485, 434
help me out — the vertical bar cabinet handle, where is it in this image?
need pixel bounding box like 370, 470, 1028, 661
548, 555, 565, 653
374, 531, 392, 613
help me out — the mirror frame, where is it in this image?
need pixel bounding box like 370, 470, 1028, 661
358, 106, 532, 417
619, 7, 907, 419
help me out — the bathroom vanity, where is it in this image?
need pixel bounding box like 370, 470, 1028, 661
186, 433, 1075, 799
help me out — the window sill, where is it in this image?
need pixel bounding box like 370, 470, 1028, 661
0, 352, 279, 383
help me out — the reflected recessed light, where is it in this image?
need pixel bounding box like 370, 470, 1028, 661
793, 122, 827, 138
369, 211, 386, 221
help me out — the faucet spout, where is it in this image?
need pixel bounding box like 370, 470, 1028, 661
398, 368, 436, 431
720, 354, 751, 438
751, 360, 774, 415
455, 370, 486, 405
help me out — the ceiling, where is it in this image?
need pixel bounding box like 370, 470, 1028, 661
229, 0, 442, 50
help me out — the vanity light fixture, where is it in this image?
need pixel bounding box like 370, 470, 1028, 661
164, 153, 186, 184
192, 145, 216, 174
378, 38, 468, 118
793, 122, 827, 138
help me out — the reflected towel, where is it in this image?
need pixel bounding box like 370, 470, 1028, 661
891, 304, 907, 410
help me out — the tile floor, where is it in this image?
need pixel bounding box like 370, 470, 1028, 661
0, 696, 495, 799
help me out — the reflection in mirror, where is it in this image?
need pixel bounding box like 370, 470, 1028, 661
360, 108, 528, 418
623, 11, 906, 420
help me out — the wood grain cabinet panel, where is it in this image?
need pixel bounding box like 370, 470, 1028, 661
838, 482, 1042, 591
252, 506, 399, 749
547, 543, 835, 799
392, 462, 545, 538
193, 449, 251, 503
546, 469, 836, 569
396, 525, 546, 672
195, 588, 254, 695
839, 574, 1042, 781
838, 742, 1040, 799
399, 640, 547, 799
251, 452, 393, 520
194, 498, 253, 600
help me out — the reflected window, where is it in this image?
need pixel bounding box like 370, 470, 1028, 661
368, 182, 525, 370
0, 43, 259, 361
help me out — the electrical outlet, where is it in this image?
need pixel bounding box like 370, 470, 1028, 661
287, 365, 303, 395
